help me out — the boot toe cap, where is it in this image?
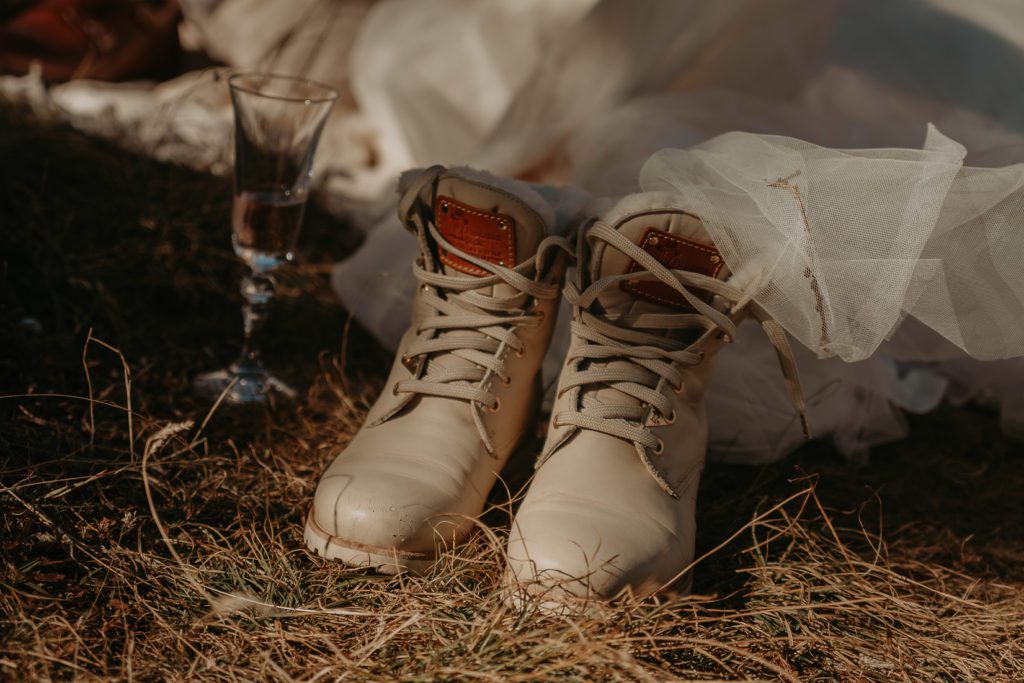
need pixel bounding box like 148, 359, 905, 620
310, 463, 468, 555
505, 496, 691, 607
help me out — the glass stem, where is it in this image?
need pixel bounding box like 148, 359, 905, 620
235, 272, 275, 372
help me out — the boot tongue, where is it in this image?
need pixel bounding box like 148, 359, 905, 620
593, 207, 730, 316
418, 172, 549, 378
430, 174, 547, 290
582, 203, 732, 417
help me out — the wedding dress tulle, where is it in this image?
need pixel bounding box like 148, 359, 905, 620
332, 0, 1024, 462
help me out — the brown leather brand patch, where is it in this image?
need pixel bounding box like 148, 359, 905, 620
434, 196, 517, 276
621, 227, 723, 311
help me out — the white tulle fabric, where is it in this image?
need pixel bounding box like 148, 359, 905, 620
639, 128, 1024, 364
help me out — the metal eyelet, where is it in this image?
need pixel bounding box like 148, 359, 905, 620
486, 398, 502, 413
514, 347, 526, 359
653, 439, 665, 455
501, 375, 511, 385
673, 383, 684, 396
664, 410, 677, 425
535, 309, 546, 323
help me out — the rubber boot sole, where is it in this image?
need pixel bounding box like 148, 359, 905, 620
303, 509, 437, 575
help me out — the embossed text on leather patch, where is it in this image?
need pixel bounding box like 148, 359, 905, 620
434, 196, 517, 276
621, 226, 723, 310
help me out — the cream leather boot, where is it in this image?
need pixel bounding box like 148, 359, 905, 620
306, 167, 571, 573
505, 192, 807, 606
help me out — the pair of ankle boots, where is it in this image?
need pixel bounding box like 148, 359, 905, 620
305, 166, 807, 606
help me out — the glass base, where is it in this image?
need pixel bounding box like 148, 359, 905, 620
194, 363, 297, 404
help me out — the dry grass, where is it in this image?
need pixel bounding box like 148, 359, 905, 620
2, 105, 1023, 681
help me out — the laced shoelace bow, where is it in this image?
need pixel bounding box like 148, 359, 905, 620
546, 222, 810, 496
392, 168, 574, 456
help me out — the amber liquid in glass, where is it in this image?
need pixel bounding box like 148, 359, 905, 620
231, 189, 306, 272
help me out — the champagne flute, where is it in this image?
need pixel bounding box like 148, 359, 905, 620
195, 72, 337, 403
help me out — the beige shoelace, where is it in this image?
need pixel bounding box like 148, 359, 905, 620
393, 173, 573, 455
549, 222, 810, 496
